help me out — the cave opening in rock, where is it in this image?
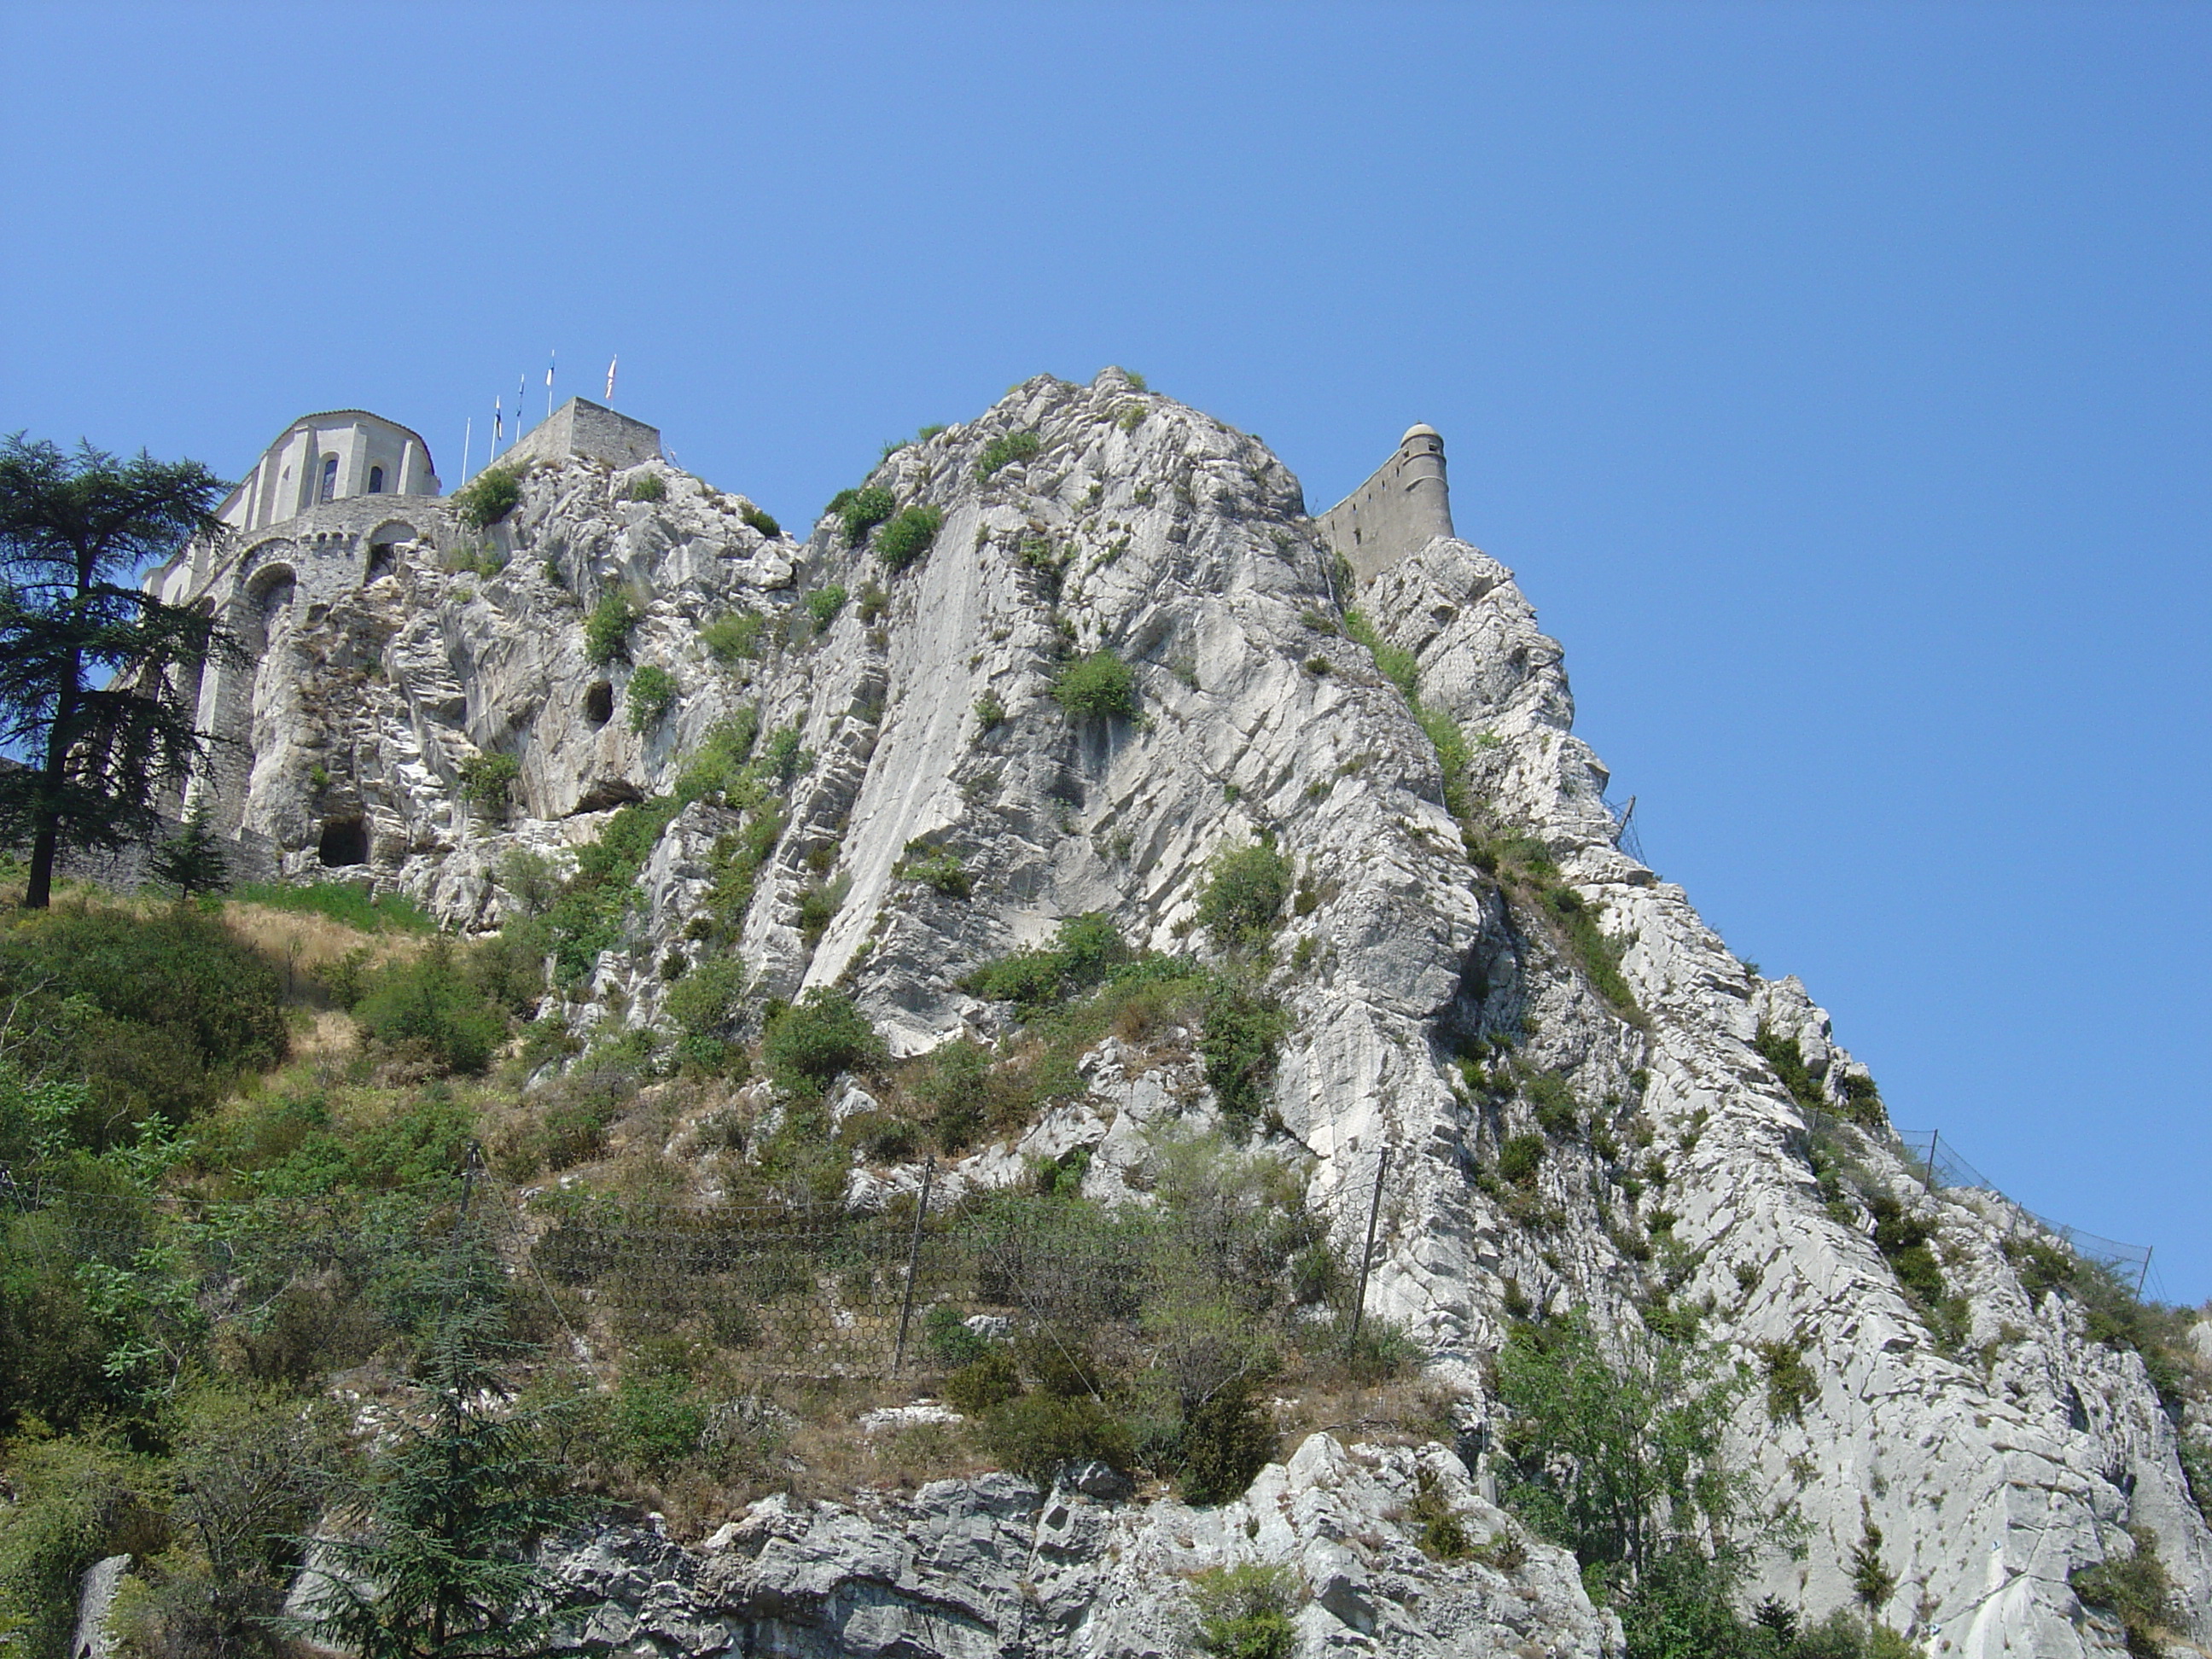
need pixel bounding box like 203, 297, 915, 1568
317, 817, 369, 867
584, 681, 614, 725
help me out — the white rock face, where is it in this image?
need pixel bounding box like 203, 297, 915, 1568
188, 370, 2209, 1652
551, 1435, 1618, 1659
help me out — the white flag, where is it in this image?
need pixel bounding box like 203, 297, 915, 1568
606, 356, 618, 403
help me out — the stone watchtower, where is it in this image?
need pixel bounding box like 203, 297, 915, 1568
1316, 424, 1454, 584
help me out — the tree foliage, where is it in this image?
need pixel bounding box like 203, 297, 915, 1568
286, 1301, 580, 1659
148, 802, 230, 900
1493, 1314, 1748, 1586
0, 434, 239, 907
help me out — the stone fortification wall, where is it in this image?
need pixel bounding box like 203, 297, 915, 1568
494, 397, 661, 473
1317, 424, 1454, 583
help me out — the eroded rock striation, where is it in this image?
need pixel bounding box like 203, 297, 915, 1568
170, 370, 2209, 1656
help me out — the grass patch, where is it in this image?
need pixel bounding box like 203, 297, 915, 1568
228, 881, 434, 934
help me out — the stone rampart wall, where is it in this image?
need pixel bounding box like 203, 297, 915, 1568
1317, 426, 1454, 584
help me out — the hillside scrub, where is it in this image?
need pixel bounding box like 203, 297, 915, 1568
0, 903, 288, 1150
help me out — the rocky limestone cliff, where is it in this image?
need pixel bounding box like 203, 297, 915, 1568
195, 370, 2209, 1656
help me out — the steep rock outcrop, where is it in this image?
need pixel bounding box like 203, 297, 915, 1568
551, 1436, 1618, 1659
187, 370, 2209, 1654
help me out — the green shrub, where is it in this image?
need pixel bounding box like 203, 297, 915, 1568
740, 502, 780, 538
806, 585, 848, 633
607, 1373, 705, 1476
1865, 1193, 1947, 1311
975, 429, 1040, 480
457, 751, 521, 811
452, 465, 521, 528
944, 1348, 1022, 1413
1190, 1563, 1297, 1659
1417, 706, 1474, 817
1196, 977, 1287, 1127
1175, 1377, 1276, 1504
626, 663, 677, 732
1756, 1339, 1819, 1423
702, 608, 766, 663
901, 847, 971, 897
925, 1305, 996, 1370
672, 708, 764, 806
1523, 1070, 1580, 1139
876, 504, 943, 572
796, 874, 847, 946
584, 591, 640, 665
624, 470, 667, 503
0, 1433, 162, 1657
761, 988, 884, 1098
663, 957, 746, 1074
351, 940, 509, 1074
978, 1390, 1132, 1485
1196, 839, 1292, 954
1052, 649, 1137, 719
832, 485, 895, 544
1407, 1465, 1476, 1559
974, 690, 1006, 733
959, 912, 1133, 1010
1498, 1133, 1545, 1188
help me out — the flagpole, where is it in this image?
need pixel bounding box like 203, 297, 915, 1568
461, 417, 472, 483
606, 355, 617, 405
546, 352, 556, 420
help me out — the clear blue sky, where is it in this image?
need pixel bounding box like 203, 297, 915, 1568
4, 3, 2205, 1300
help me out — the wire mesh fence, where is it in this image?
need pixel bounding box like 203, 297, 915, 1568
1890, 1126, 2153, 1293
3, 1150, 1400, 1382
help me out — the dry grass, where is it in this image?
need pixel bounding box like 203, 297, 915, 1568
221, 900, 424, 1003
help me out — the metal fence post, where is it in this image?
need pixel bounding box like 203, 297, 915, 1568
1924, 1132, 1940, 1194
1349, 1149, 1390, 1348
892, 1156, 935, 1374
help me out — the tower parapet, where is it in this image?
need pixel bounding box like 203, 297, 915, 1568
497, 398, 661, 472
1317, 423, 1454, 583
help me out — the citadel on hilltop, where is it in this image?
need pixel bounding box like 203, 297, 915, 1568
137, 393, 1447, 877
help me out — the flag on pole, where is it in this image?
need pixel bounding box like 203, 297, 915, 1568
546, 352, 556, 419
606, 355, 618, 403
494, 397, 503, 451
